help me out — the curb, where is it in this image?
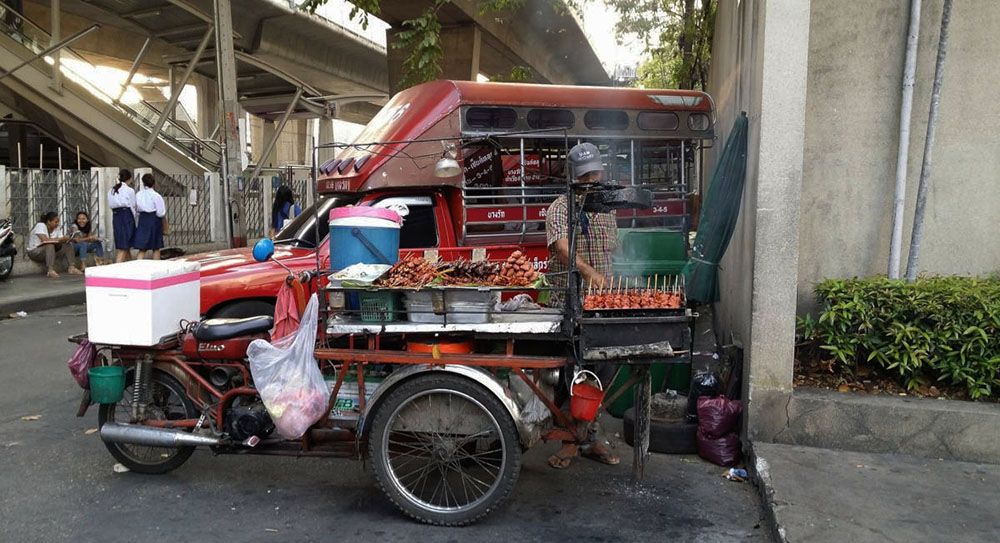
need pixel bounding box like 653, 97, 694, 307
0, 290, 85, 316
749, 444, 787, 543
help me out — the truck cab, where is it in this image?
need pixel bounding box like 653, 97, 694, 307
186, 80, 715, 318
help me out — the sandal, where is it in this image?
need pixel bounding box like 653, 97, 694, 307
547, 443, 578, 469
581, 441, 620, 466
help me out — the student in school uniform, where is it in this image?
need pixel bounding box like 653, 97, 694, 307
67, 211, 107, 269
26, 211, 81, 278
108, 169, 137, 263
132, 174, 168, 260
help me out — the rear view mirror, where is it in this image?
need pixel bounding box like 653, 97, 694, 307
252, 238, 275, 262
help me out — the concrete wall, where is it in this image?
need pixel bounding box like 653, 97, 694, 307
707, 0, 812, 440
797, 0, 1000, 312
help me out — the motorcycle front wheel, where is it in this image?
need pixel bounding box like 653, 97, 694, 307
97, 369, 199, 474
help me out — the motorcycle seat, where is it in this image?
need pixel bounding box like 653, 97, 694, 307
193, 316, 273, 342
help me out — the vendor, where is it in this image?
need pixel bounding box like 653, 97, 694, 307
544, 142, 620, 469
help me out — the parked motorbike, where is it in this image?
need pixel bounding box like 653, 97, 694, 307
0, 218, 16, 280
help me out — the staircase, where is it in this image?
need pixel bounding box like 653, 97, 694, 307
0, 6, 220, 173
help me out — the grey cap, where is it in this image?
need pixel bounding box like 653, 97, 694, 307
568, 142, 603, 179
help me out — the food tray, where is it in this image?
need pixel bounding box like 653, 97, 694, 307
403, 290, 497, 324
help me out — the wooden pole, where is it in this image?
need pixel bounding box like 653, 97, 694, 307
39, 144, 43, 169
58, 147, 62, 170
76, 145, 81, 170
17, 142, 21, 169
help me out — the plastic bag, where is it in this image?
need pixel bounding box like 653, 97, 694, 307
697, 396, 743, 439
67, 340, 96, 389
686, 371, 721, 421
247, 294, 327, 439
696, 430, 741, 467
497, 293, 542, 312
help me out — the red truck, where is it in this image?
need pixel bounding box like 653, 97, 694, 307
182, 80, 715, 318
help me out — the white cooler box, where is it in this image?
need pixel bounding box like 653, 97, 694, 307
85, 260, 201, 346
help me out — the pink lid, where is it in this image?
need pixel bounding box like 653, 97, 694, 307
329, 206, 402, 224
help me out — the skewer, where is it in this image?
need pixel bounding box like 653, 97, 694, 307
646, 275, 651, 291
588, 276, 592, 296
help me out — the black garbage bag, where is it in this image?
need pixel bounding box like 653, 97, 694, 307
697, 396, 743, 439
696, 396, 743, 466
686, 371, 721, 421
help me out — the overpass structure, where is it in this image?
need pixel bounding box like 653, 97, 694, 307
0, 0, 609, 176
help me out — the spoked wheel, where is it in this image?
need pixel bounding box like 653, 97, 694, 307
97, 369, 198, 474
368, 373, 522, 526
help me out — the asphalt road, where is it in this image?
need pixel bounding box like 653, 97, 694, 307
0, 305, 769, 543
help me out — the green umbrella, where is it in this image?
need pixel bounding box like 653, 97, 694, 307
684, 113, 749, 304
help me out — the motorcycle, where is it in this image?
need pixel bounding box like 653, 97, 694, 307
0, 218, 16, 280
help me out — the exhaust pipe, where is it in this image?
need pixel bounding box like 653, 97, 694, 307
100, 423, 221, 448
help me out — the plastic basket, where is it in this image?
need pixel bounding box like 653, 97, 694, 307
88, 366, 125, 404
358, 291, 399, 322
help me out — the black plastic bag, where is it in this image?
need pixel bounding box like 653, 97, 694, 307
696, 430, 741, 467
686, 371, 721, 421
697, 396, 743, 439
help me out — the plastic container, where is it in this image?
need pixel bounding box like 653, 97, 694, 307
358, 291, 399, 322
570, 370, 604, 422
403, 290, 495, 324
88, 366, 125, 404
329, 207, 401, 271
605, 362, 690, 418
85, 260, 200, 346
326, 375, 384, 417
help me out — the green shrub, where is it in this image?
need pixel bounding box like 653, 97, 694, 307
802, 276, 1000, 399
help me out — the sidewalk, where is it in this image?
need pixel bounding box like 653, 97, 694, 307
754, 442, 1000, 543
0, 273, 84, 316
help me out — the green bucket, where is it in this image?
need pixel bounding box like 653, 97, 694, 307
88, 366, 125, 404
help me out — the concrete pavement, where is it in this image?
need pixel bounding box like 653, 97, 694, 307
0, 273, 84, 317
0, 305, 768, 543
754, 442, 1000, 543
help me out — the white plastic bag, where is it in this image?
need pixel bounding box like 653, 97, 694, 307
247, 294, 327, 439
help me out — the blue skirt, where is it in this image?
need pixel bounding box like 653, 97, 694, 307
112, 207, 135, 250
133, 212, 164, 250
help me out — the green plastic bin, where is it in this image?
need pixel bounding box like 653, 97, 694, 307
605, 362, 691, 418
88, 366, 125, 404
613, 229, 689, 280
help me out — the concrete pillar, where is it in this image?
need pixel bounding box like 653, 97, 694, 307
0, 165, 8, 220
295, 119, 308, 165
735, 0, 813, 441
317, 116, 335, 165
134, 167, 153, 187
215, 0, 246, 246
194, 74, 219, 140
387, 24, 481, 93
206, 172, 226, 243
92, 167, 118, 252
260, 119, 278, 168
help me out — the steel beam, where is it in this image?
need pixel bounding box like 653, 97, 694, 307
0, 25, 100, 82
156, 23, 210, 39
50, 0, 62, 92
142, 28, 213, 152
117, 36, 152, 102
248, 87, 302, 182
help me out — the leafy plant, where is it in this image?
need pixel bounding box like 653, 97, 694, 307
802, 276, 1000, 399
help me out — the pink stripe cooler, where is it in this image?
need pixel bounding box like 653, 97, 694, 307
85, 260, 201, 346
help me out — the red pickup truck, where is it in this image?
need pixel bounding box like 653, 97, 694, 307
183, 80, 715, 318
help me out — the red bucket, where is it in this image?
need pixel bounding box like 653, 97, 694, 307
570, 370, 605, 422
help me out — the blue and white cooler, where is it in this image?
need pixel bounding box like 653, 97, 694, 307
328, 206, 402, 271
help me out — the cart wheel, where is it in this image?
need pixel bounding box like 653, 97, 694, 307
368, 373, 521, 526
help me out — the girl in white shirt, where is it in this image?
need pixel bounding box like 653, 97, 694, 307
133, 174, 168, 260
108, 169, 137, 263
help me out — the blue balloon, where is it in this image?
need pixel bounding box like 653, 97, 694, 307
252, 238, 275, 262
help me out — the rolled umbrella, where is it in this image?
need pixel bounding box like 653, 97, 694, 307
684, 113, 749, 304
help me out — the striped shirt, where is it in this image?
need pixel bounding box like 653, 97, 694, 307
545, 194, 617, 304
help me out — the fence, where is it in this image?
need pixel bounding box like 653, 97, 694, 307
155, 173, 213, 247
2, 169, 100, 248
0, 167, 321, 255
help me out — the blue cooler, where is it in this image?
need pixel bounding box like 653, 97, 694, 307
328, 206, 402, 271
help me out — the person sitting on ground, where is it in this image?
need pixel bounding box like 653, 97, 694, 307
67, 211, 106, 269
26, 211, 82, 278
133, 174, 168, 260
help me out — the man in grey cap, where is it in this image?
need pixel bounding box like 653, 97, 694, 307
544, 142, 620, 469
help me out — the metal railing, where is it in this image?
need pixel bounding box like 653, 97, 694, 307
0, 3, 221, 169
156, 174, 213, 247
